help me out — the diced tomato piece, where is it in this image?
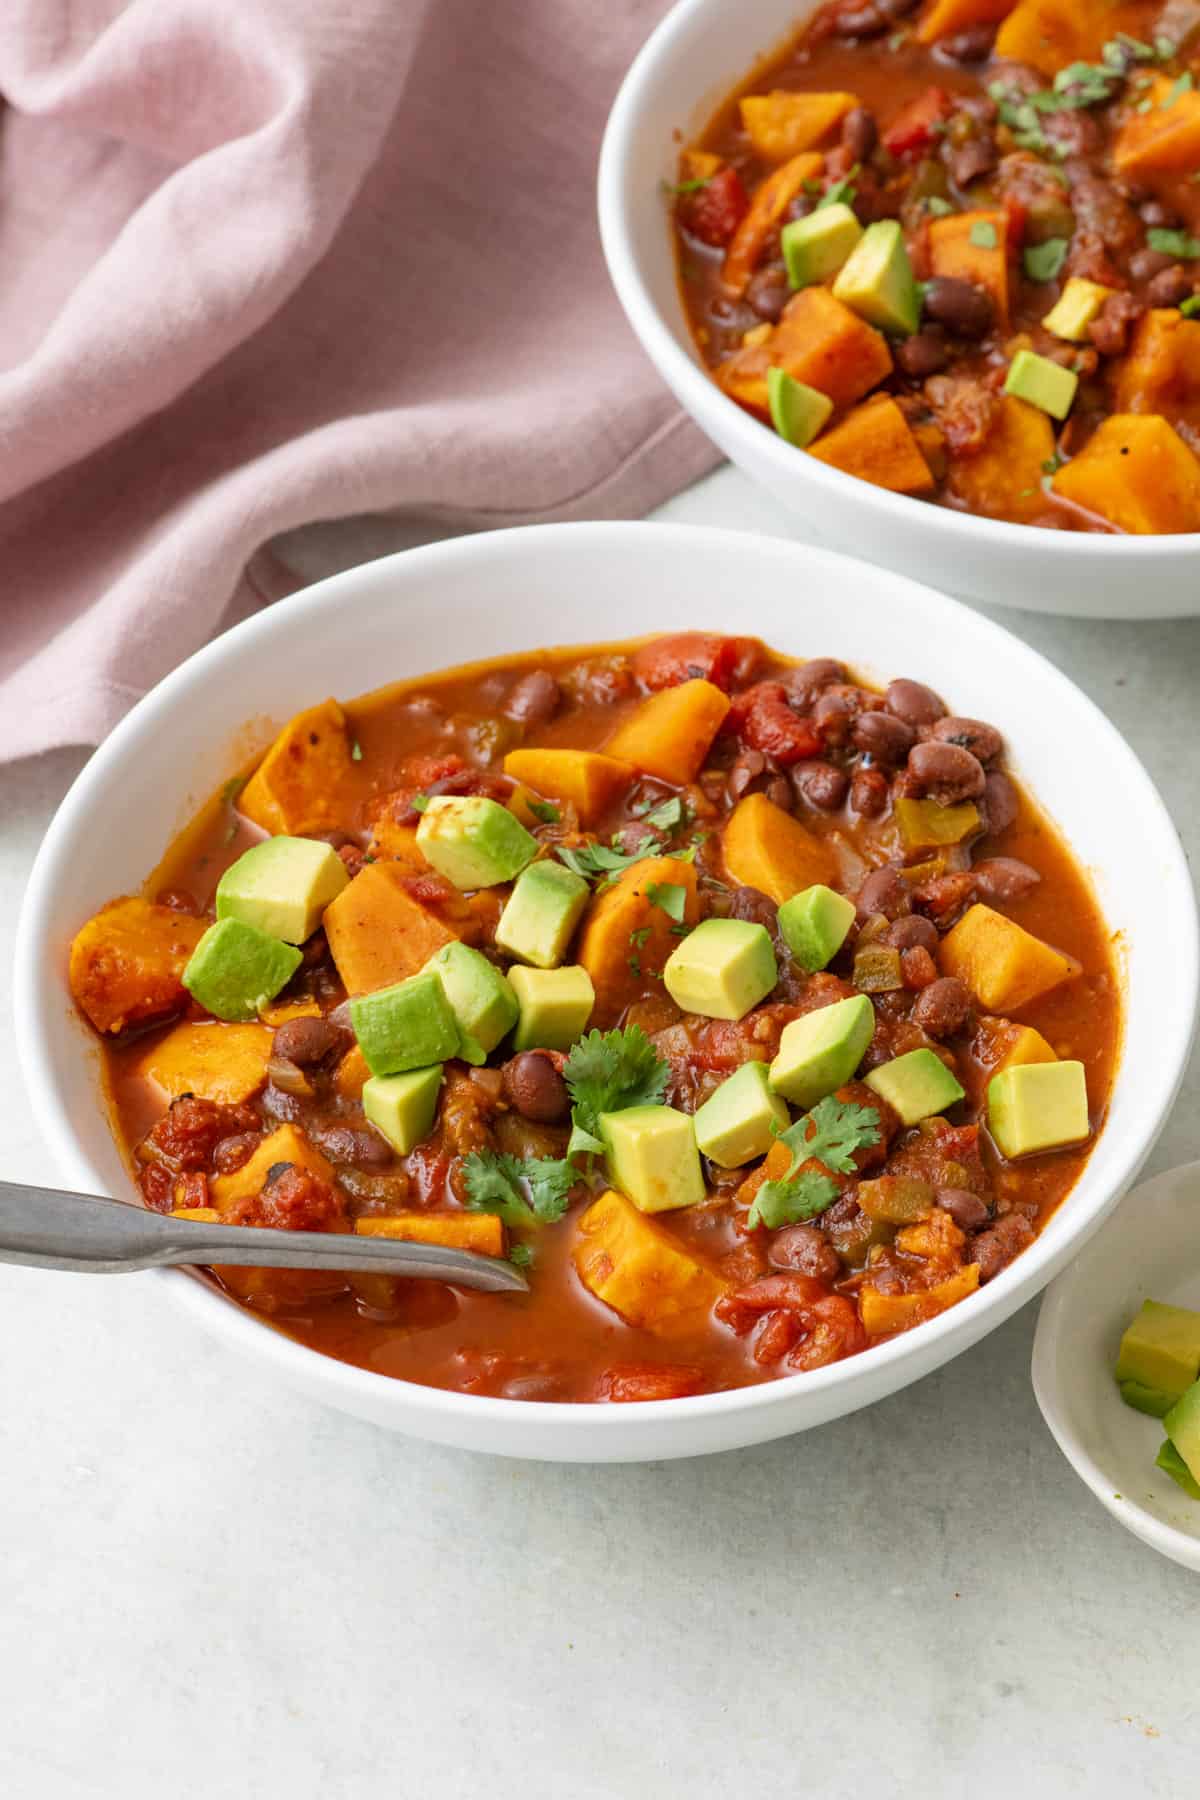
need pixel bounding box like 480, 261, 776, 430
631, 633, 743, 692
742, 692, 823, 765
680, 168, 749, 248
883, 87, 953, 159
596, 1363, 706, 1402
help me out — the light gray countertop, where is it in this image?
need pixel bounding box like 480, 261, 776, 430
3, 468, 1198, 1798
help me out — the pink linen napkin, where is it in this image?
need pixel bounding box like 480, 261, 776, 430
0, 0, 717, 763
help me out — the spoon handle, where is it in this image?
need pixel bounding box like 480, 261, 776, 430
0, 1180, 527, 1293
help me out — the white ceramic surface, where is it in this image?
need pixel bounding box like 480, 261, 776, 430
1034, 1161, 1200, 1572
13, 522, 1198, 1461
597, 0, 1200, 618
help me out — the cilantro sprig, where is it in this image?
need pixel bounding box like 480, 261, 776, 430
563, 1026, 670, 1157
747, 1093, 881, 1231
556, 835, 658, 884
462, 1150, 577, 1228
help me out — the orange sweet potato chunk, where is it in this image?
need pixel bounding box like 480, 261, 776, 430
723, 152, 824, 296
137, 1021, 273, 1106
739, 92, 857, 164
69, 897, 206, 1036
323, 861, 477, 995
722, 793, 837, 903
1113, 309, 1200, 431
807, 397, 935, 495
995, 0, 1145, 76
860, 1263, 979, 1336
1113, 75, 1200, 180
605, 679, 730, 785
239, 699, 357, 836
927, 211, 1009, 325
946, 394, 1055, 524
1052, 414, 1200, 534
916, 0, 1016, 44
574, 1190, 726, 1330
577, 855, 699, 1028
210, 1123, 335, 1216
333, 1042, 370, 1101
718, 288, 893, 417
356, 1213, 505, 1255
940, 903, 1080, 1012
503, 748, 633, 827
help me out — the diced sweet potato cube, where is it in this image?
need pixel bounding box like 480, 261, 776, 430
503, 748, 633, 827
680, 149, 723, 185
1113, 75, 1200, 180
946, 394, 1055, 524
1113, 309, 1200, 433
916, 0, 1016, 44
859, 1262, 979, 1335
807, 397, 934, 495
577, 856, 699, 1028
894, 1207, 966, 1265
927, 211, 1009, 324
972, 1015, 1058, 1077
366, 815, 428, 869
723, 152, 824, 296
1052, 413, 1200, 534
356, 1212, 505, 1255
940, 903, 1080, 1012
258, 999, 322, 1027
239, 700, 358, 836
217, 1267, 349, 1312
210, 1123, 335, 1216
333, 1043, 370, 1101
722, 793, 837, 904
69, 897, 206, 1036
137, 1021, 273, 1106
739, 92, 857, 164
605, 680, 730, 785
573, 1189, 726, 1330
734, 1136, 793, 1214
995, 0, 1145, 75
323, 861, 476, 995
718, 288, 893, 417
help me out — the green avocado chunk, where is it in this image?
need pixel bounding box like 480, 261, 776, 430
599, 1104, 706, 1215
1004, 347, 1078, 420
781, 202, 863, 290
832, 219, 920, 336
866, 1047, 964, 1127
215, 834, 350, 945
663, 918, 777, 1021
777, 883, 856, 972
767, 368, 834, 448
415, 795, 537, 890
692, 1061, 790, 1170
428, 942, 518, 1065
987, 1059, 1089, 1159
183, 918, 302, 1023
1114, 1298, 1200, 1399
350, 969, 461, 1077
1156, 1434, 1200, 1501
509, 964, 595, 1051
1163, 1379, 1200, 1490
362, 1065, 445, 1156
494, 859, 590, 969
1118, 1381, 1178, 1420
769, 993, 874, 1109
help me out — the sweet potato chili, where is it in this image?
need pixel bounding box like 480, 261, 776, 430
671, 0, 1200, 532
69, 635, 1119, 1403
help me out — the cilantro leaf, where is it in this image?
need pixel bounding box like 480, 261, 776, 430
646, 881, 688, 924
639, 795, 689, 832
818, 165, 860, 210
1023, 237, 1068, 282
749, 1169, 840, 1231
527, 799, 561, 825
563, 1026, 670, 1148
1181, 295, 1200, 318
509, 1242, 535, 1270
925, 196, 955, 217
556, 835, 658, 883
462, 1149, 576, 1227
350, 741, 364, 762
662, 176, 713, 196
411, 793, 429, 813
745, 1094, 882, 1231
1148, 226, 1200, 260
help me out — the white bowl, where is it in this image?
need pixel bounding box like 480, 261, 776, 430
14, 523, 1198, 1460
1033, 1162, 1200, 1572
598, 0, 1200, 618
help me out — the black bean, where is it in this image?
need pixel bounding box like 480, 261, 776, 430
946, 134, 998, 188
897, 327, 950, 378
856, 866, 910, 922
727, 748, 767, 800
937, 1187, 990, 1231
505, 670, 562, 726
982, 769, 1019, 835
885, 678, 946, 727
1145, 265, 1192, 309
1139, 200, 1179, 229
970, 1213, 1035, 1280
850, 765, 889, 818
746, 264, 790, 323
764, 774, 794, 812
972, 857, 1041, 903
272, 1015, 348, 1067
1129, 247, 1176, 283
841, 106, 878, 163
912, 977, 971, 1037
937, 23, 996, 60
907, 739, 986, 803
503, 1052, 569, 1124
728, 885, 779, 931
852, 710, 916, 766
922, 276, 995, 339
781, 658, 845, 708
310, 1122, 394, 1169
886, 914, 938, 953
768, 1223, 841, 1282
929, 715, 1003, 764
792, 760, 850, 811
812, 690, 858, 745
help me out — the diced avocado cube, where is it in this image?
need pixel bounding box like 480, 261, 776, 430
510, 964, 594, 1052
692, 1060, 790, 1169
362, 1065, 444, 1155
599, 1104, 705, 1214
832, 219, 920, 336
494, 859, 589, 969
415, 795, 536, 890
986, 1059, 1089, 1159
781, 202, 863, 290
1118, 1380, 1178, 1420
767, 368, 834, 448
1164, 1379, 1200, 1488
866, 1047, 965, 1127
1004, 348, 1078, 420
663, 918, 777, 1021
777, 883, 855, 972
1114, 1298, 1200, 1399
428, 941, 518, 1065
1156, 1437, 1200, 1500
769, 993, 874, 1109
183, 918, 302, 1023
1042, 277, 1113, 344
215, 834, 350, 944
350, 969, 461, 1077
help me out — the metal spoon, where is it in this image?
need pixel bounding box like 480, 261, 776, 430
0, 1180, 528, 1293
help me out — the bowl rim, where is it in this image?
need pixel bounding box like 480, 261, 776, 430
13, 520, 1198, 1439
596, 0, 1200, 558
1032, 1160, 1200, 1572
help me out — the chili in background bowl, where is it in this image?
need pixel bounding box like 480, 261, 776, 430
598, 0, 1200, 617
14, 523, 1197, 1459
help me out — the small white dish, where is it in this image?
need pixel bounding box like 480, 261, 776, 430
1033, 1162, 1200, 1572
